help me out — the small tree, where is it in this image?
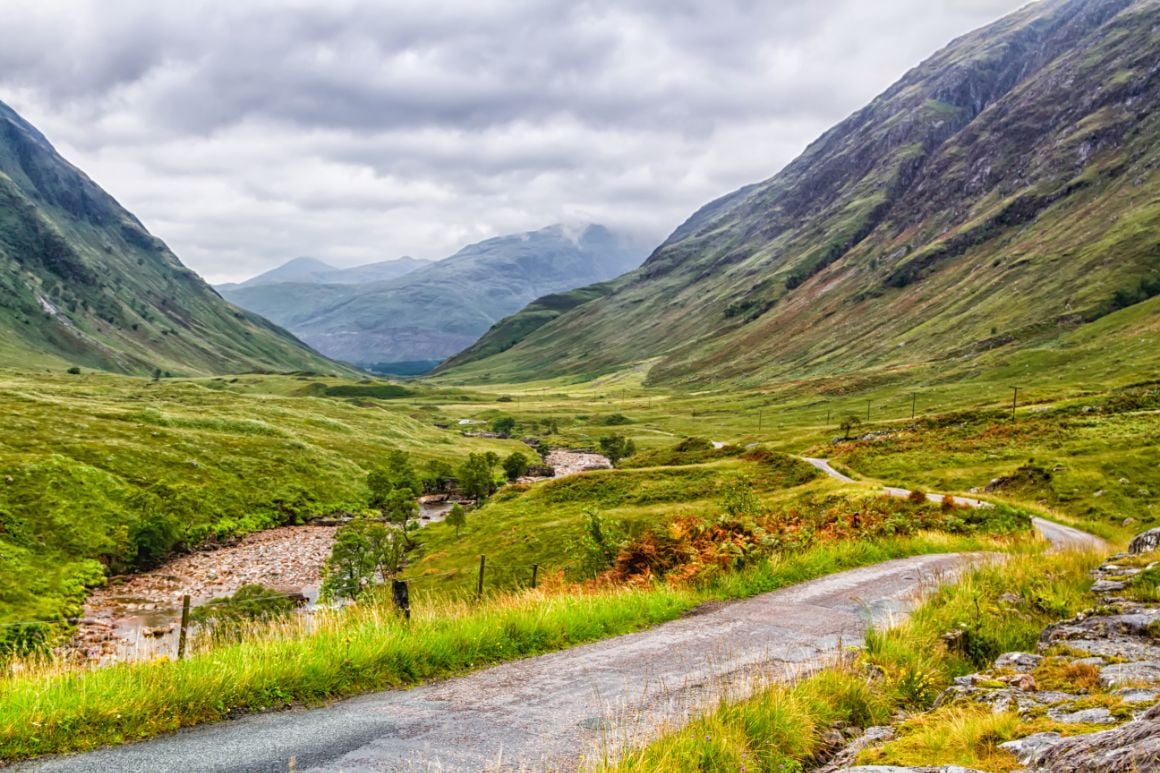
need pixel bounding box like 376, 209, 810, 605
320, 520, 405, 602
445, 503, 467, 537
423, 459, 455, 493
535, 440, 551, 460
570, 509, 626, 577
458, 453, 497, 500
491, 416, 517, 436
599, 434, 637, 467
381, 488, 420, 546
503, 451, 531, 481
839, 415, 863, 440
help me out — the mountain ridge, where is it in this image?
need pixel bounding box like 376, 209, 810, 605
438, 0, 1160, 386
0, 100, 345, 376
221, 223, 647, 369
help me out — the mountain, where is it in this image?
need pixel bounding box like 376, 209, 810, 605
0, 101, 343, 376
219, 255, 429, 291
439, 0, 1160, 386
221, 224, 647, 371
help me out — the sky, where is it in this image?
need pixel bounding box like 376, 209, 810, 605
0, 0, 1032, 284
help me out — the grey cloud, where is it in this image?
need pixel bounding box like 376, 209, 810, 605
0, 0, 1032, 283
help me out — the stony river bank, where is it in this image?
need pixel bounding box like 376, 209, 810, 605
68, 450, 609, 663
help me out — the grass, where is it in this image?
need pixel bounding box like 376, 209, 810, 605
0, 370, 520, 625
0, 529, 1024, 762
610, 549, 1101, 771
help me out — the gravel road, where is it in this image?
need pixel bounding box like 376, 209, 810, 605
18, 461, 1104, 773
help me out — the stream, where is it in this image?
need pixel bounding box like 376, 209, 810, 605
67, 450, 614, 664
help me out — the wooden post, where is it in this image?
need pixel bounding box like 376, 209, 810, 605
758, 411, 762, 432
531, 563, 539, 589
826, 406, 831, 424
177, 594, 191, 660
391, 579, 411, 620
866, 400, 871, 421
476, 555, 486, 601
1012, 387, 1019, 420
911, 393, 916, 420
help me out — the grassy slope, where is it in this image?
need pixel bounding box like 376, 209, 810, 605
441, 0, 1160, 387
0, 371, 521, 624
0, 102, 342, 377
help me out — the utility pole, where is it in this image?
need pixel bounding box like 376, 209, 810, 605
1012, 387, 1019, 420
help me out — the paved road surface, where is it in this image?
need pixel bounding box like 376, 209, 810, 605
19, 462, 1104, 773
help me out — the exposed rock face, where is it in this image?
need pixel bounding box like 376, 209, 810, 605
1130, 528, 1160, 554
1031, 702, 1160, 772
830, 529, 1160, 772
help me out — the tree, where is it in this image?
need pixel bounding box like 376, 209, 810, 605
839, 415, 863, 440
320, 519, 405, 602
598, 434, 637, 467
491, 415, 517, 436
458, 453, 497, 500
384, 450, 421, 496
570, 509, 626, 577
381, 488, 420, 546
503, 451, 531, 481
535, 440, 551, 460
445, 503, 467, 537
423, 459, 455, 493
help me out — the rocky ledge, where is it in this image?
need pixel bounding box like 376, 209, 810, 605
826, 528, 1160, 773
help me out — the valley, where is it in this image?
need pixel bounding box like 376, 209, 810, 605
1, 0, 1159, 769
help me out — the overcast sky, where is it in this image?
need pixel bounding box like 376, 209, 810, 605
0, 0, 1031, 284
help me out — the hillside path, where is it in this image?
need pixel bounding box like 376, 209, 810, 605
21, 468, 1104, 773
801, 457, 1105, 551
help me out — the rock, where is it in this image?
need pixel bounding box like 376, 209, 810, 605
1092, 579, 1127, 593
817, 726, 895, 771
1129, 528, 1160, 555
3, 475, 12, 484
1113, 687, 1159, 703
1029, 702, 1160, 772
1094, 489, 1105, 497
1047, 706, 1116, 724
999, 732, 1065, 765
1123, 518, 1138, 528
998, 592, 1023, 605
1118, 477, 1131, 485
1099, 661, 1160, 688
1000, 673, 1037, 691
994, 651, 1042, 672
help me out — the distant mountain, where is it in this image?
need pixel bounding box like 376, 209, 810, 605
0, 100, 344, 375
439, 0, 1160, 386
220, 224, 647, 370
220, 255, 429, 291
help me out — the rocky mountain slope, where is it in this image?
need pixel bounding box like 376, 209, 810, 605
222, 224, 645, 371
441, 0, 1160, 386
217, 255, 430, 292
0, 101, 342, 376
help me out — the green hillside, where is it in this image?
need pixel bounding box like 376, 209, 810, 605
221, 224, 646, 369
441, 0, 1160, 386
0, 101, 342, 376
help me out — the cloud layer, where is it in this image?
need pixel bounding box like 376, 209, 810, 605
0, 0, 1029, 282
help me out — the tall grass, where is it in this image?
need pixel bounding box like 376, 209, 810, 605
611, 549, 1100, 771
0, 531, 1012, 762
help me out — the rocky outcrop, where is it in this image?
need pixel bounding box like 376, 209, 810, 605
826, 530, 1160, 772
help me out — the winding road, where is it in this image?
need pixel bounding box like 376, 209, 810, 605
20, 461, 1105, 773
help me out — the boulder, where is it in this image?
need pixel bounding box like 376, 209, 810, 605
994, 651, 1042, 672
999, 732, 1065, 765
1129, 528, 1160, 555
1030, 702, 1160, 772
1099, 661, 1160, 688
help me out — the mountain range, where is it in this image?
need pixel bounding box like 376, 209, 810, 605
219, 225, 645, 372
440, 0, 1160, 386
0, 101, 341, 376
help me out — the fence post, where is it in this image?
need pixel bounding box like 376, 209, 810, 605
1011, 386, 1019, 420
392, 579, 411, 620
531, 563, 539, 589
177, 594, 191, 660
911, 393, 916, 420
476, 555, 486, 602
866, 400, 871, 421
